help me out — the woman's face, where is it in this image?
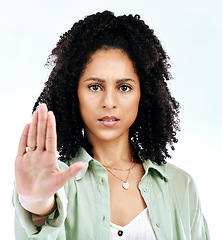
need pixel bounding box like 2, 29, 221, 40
78, 48, 140, 144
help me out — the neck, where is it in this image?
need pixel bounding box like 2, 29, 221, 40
89, 137, 133, 167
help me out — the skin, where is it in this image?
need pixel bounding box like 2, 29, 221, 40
78, 49, 141, 165
15, 48, 146, 227
78, 49, 146, 226
15, 105, 87, 220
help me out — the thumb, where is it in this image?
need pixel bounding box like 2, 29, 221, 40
57, 162, 88, 188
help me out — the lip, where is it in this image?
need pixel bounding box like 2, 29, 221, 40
98, 116, 120, 127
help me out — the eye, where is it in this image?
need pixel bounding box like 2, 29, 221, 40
88, 84, 102, 91
119, 85, 132, 92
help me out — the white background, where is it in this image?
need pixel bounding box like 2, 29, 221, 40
0, 0, 221, 239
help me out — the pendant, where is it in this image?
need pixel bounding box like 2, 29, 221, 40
122, 182, 130, 190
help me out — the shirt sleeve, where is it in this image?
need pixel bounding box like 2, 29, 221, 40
13, 185, 68, 239
188, 178, 210, 240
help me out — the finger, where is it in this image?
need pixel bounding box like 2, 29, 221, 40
27, 110, 38, 148
36, 104, 48, 150
56, 162, 88, 189
17, 124, 30, 156
46, 111, 57, 153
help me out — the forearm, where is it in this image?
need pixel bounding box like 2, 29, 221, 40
14, 185, 68, 238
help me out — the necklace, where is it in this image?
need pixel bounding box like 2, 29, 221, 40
103, 162, 136, 190
102, 153, 135, 171
102, 163, 136, 171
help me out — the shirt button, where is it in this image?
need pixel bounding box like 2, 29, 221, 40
100, 178, 104, 184
118, 230, 123, 236
102, 216, 106, 222
143, 187, 149, 192
156, 223, 160, 228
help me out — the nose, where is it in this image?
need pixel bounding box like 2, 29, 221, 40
102, 88, 117, 109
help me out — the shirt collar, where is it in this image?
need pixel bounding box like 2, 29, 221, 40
142, 155, 171, 180
69, 147, 170, 181
68, 147, 94, 180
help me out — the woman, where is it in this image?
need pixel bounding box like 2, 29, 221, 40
14, 11, 209, 239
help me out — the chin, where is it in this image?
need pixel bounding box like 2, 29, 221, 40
86, 128, 128, 143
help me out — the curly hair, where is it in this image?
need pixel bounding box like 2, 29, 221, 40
33, 10, 180, 165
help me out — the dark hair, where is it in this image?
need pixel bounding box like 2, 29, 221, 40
33, 10, 180, 165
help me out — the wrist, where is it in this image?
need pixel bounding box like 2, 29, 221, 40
19, 194, 56, 216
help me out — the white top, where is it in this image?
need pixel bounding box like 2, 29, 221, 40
110, 208, 157, 240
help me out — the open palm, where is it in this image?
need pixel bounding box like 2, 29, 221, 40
15, 104, 86, 215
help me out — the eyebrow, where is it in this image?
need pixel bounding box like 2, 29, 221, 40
84, 77, 136, 84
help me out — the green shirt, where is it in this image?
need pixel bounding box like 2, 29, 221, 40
14, 147, 209, 239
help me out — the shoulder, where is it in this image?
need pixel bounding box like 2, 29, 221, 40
159, 163, 209, 238
144, 159, 199, 196
160, 162, 200, 209
162, 162, 194, 184
146, 159, 195, 186
162, 162, 199, 201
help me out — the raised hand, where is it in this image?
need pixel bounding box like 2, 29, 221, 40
15, 104, 87, 216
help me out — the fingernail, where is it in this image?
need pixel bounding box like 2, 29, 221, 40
48, 111, 54, 116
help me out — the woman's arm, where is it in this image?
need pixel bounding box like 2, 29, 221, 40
14, 104, 87, 239
15, 104, 87, 216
